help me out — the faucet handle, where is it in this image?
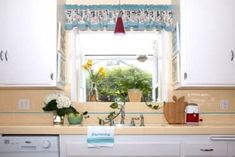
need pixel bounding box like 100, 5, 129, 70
130, 118, 135, 126
140, 114, 145, 126
130, 117, 139, 126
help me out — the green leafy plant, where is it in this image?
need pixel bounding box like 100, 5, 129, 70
98, 102, 125, 125
97, 68, 159, 125
90, 67, 152, 102
98, 83, 128, 125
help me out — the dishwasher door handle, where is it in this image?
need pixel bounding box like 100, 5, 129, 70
210, 136, 235, 141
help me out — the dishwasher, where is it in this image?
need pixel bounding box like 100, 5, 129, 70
0, 135, 59, 157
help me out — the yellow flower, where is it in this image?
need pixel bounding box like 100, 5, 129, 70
82, 64, 89, 70
98, 67, 105, 77
100, 71, 105, 77
98, 67, 104, 73
82, 60, 93, 70
83, 59, 105, 83
87, 59, 92, 67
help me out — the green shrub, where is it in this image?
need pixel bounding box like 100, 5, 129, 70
86, 67, 152, 102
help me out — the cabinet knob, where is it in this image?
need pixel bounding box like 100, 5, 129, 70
231, 50, 234, 61
5, 50, 8, 61
184, 72, 187, 80
50, 73, 54, 80
0, 50, 3, 61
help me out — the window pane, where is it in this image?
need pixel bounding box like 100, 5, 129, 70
77, 32, 161, 102
84, 57, 154, 102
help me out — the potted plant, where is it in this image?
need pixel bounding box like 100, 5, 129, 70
42, 93, 76, 125
82, 59, 105, 101
120, 68, 152, 102
67, 111, 89, 125
126, 78, 151, 102
42, 92, 88, 125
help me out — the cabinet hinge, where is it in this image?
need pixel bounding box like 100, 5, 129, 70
184, 72, 187, 80
50, 73, 54, 80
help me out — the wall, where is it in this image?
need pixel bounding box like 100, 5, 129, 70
0, 32, 234, 126
0, 0, 234, 126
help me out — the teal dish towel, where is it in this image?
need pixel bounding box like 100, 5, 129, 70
87, 126, 115, 148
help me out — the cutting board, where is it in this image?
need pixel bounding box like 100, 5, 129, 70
163, 96, 187, 124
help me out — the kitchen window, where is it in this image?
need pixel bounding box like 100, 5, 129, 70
75, 31, 168, 102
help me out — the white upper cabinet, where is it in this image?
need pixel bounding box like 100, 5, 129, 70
0, 0, 65, 88
172, 0, 235, 88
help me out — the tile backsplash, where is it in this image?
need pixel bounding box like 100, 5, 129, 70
0, 89, 234, 125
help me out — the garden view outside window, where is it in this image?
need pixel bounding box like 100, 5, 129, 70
76, 32, 167, 102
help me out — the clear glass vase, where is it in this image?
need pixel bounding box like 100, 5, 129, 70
53, 113, 64, 125
89, 82, 99, 101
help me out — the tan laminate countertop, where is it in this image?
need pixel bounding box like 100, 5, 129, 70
0, 123, 235, 135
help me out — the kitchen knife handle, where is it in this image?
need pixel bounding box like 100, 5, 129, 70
200, 148, 214, 152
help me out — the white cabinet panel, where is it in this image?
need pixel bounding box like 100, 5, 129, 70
173, 0, 235, 88
0, 0, 65, 88
228, 143, 235, 157
60, 135, 235, 157
183, 0, 235, 86
60, 135, 180, 157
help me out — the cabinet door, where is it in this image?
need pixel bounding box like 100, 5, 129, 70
182, 0, 235, 86
60, 135, 180, 157
0, 0, 57, 86
228, 143, 235, 157
0, 1, 7, 82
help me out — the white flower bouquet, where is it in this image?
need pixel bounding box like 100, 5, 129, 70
42, 93, 77, 117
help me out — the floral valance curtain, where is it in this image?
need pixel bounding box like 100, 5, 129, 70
64, 5, 174, 32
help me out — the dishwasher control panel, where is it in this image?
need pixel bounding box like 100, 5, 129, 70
0, 135, 59, 153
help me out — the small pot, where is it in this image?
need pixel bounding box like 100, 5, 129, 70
68, 113, 83, 125
128, 89, 143, 102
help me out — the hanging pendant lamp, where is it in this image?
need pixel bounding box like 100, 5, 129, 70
114, 0, 125, 35
114, 14, 125, 35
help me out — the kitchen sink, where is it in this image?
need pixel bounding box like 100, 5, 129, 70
77, 123, 168, 127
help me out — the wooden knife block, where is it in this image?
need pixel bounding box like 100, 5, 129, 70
163, 101, 187, 124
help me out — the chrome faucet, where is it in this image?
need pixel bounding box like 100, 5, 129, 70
120, 104, 125, 124
110, 119, 115, 126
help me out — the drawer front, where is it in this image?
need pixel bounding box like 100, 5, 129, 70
182, 143, 227, 157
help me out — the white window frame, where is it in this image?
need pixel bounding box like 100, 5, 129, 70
75, 31, 168, 102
